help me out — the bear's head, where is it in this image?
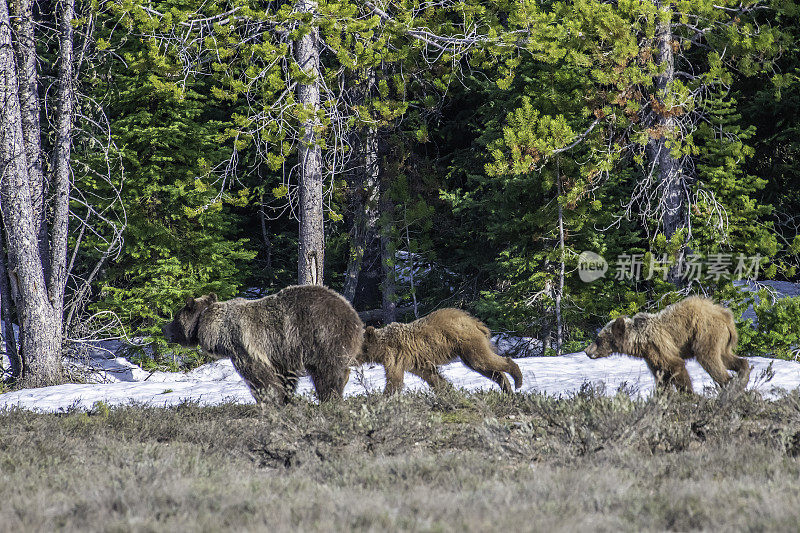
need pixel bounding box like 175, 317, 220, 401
162, 293, 218, 347
585, 316, 629, 359
359, 325, 384, 364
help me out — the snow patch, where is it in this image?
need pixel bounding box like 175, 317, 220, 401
1, 352, 797, 413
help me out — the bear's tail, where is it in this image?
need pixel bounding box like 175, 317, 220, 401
505, 357, 523, 389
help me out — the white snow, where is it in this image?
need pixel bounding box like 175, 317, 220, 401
1, 351, 798, 413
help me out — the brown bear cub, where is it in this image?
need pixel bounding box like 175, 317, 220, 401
358, 308, 523, 394
163, 285, 363, 404
585, 296, 750, 393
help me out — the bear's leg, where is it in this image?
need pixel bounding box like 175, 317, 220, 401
460, 354, 514, 393
715, 339, 750, 387
645, 360, 664, 388
487, 371, 513, 393
458, 339, 521, 392
691, 331, 734, 388
696, 355, 733, 388
383, 364, 405, 395
504, 358, 524, 389
307, 364, 349, 402
276, 371, 300, 404
410, 365, 453, 392
645, 360, 671, 391
664, 360, 693, 393
647, 357, 693, 393
242, 376, 275, 409
725, 356, 751, 387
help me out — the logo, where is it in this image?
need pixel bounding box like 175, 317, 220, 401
578, 251, 608, 282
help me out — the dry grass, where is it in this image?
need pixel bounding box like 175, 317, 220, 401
1, 385, 800, 532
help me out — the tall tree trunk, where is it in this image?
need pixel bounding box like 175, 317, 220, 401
295, 0, 324, 286
343, 125, 380, 303
0, 0, 62, 387
540, 272, 551, 356
41, 0, 76, 358
10, 0, 49, 277
0, 228, 20, 383
555, 161, 564, 356
403, 213, 419, 319
380, 185, 396, 325
646, 2, 686, 285
258, 199, 272, 273
50, 0, 74, 317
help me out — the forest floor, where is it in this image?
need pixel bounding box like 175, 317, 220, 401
2, 387, 799, 532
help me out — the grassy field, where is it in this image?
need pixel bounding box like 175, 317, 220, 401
1, 385, 799, 532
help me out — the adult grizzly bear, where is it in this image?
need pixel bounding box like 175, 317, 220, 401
358, 308, 523, 394
162, 285, 363, 404
584, 296, 750, 393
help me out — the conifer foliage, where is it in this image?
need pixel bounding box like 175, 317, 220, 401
0, 0, 798, 382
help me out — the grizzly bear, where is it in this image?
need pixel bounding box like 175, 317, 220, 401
358, 308, 523, 394
584, 296, 750, 393
162, 285, 363, 404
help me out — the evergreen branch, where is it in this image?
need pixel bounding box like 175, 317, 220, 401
551, 118, 601, 156
712, 3, 770, 13
364, 0, 519, 51
139, 5, 243, 28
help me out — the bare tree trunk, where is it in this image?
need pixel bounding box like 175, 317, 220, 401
0, 0, 62, 386
555, 160, 564, 356
295, 0, 324, 286
343, 126, 379, 302
404, 215, 419, 319
9, 0, 49, 277
646, 2, 686, 286
541, 274, 552, 356
380, 185, 396, 325
258, 199, 272, 272
50, 0, 74, 314
0, 228, 20, 382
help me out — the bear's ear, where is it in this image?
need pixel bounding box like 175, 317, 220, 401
207, 293, 218, 304
185, 297, 196, 309
365, 325, 376, 338
612, 316, 626, 339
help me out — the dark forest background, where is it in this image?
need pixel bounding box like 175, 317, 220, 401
1, 0, 799, 384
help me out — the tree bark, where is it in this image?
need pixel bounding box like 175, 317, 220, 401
0, 227, 20, 383
258, 200, 272, 272
0, 0, 62, 387
343, 125, 380, 303
9, 0, 49, 276
646, 2, 686, 285
380, 185, 396, 325
555, 160, 564, 356
50, 0, 74, 311
295, 0, 324, 286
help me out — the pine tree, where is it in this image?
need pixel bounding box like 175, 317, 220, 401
82, 9, 255, 345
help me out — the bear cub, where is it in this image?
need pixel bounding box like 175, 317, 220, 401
358, 308, 523, 394
585, 296, 750, 393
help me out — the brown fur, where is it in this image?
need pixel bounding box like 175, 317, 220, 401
358, 308, 523, 394
163, 285, 363, 404
584, 296, 750, 393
